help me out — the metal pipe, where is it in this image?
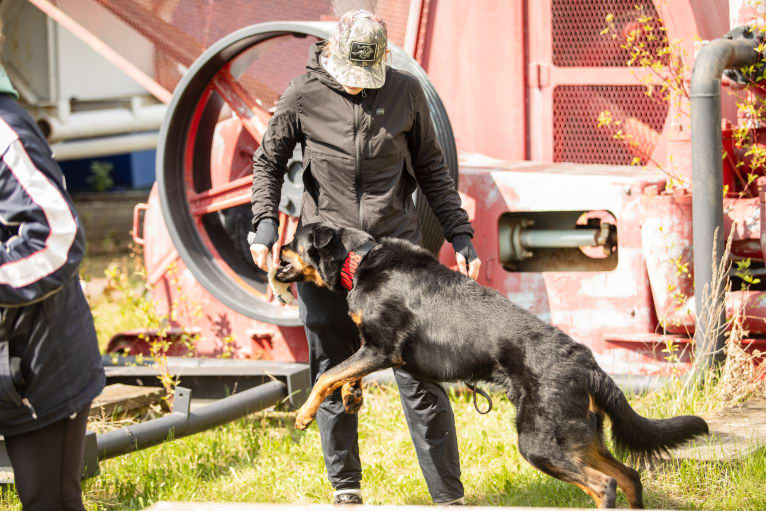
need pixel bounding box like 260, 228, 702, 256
97, 380, 286, 460
50, 131, 158, 161
403, 0, 424, 56
690, 30, 761, 374
519, 229, 600, 248
38, 103, 166, 142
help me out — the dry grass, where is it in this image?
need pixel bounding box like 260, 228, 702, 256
635, 229, 765, 419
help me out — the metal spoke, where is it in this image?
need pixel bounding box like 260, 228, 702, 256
211, 64, 272, 142
188, 175, 252, 217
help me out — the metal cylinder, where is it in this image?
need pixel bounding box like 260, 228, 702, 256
39, 104, 166, 142
50, 131, 158, 161
690, 30, 761, 374
97, 380, 286, 460
519, 229, 600, 248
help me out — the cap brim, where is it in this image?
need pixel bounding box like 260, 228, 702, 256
323, 52, 386, 89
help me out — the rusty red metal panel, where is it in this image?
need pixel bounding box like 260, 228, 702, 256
418, 0, 527, 161
438, 158, 678, 375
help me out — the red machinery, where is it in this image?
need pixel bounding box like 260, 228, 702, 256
27, 0, 766, 381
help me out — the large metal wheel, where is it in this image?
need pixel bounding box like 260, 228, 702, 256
157, 22, 458, 325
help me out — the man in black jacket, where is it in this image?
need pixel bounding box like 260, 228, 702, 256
0, 42, 105, 510
250, 10, 479, 505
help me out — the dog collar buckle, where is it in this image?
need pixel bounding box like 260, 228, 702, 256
340, 241, 377, 291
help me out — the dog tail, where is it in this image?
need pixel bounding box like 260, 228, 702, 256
588, 368, 708, 457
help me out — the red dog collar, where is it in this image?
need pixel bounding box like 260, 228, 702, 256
340, 241, 378, 291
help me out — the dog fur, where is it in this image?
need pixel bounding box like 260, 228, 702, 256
275, 222, 709, 508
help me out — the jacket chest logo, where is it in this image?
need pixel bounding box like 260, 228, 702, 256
350, 42, 377, 62
375, 107, 385, 115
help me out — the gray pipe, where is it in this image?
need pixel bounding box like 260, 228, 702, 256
690, 31, 761, 375
50, 131, 159, 161
519, 229, 600, 248
97, 380, 286, 460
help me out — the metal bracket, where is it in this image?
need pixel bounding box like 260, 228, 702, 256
82, 431, 100, 479
172, 387, 192, 417
723, 26, 765, 85
284, 365, 311, 410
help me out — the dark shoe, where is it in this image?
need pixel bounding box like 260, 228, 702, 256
333, 491, 363, 504
438, 497, 465, 505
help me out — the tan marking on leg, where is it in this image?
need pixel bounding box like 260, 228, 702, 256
294, 359, 375, 429
574, 482, 603, 507
586, 440, 644, 508
551, 449, 615, 508
349, 311, 362, 325
589, 393, 601, 413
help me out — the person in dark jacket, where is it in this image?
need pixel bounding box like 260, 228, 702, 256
249, 10, 479, 505
0, 33, 105, 510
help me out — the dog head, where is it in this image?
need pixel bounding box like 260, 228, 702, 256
275, 222, 372, 291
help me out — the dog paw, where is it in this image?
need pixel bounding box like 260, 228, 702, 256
342, 381, 364, 414
294, 409, 315, 430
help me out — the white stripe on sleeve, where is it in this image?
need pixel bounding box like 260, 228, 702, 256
0, 138, 77, 287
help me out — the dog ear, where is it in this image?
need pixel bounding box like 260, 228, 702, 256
311, 224, 336, 249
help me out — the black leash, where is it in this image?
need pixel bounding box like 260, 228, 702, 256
465, 383, 493, 414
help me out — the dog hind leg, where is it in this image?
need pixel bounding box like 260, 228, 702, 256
585, 398, 644, 508
517, 425, 618, 508
295, 346, 391, 430
518, 439, 617, 507
585, 436, 644, 508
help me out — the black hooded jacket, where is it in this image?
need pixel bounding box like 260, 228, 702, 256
0, 94, 104, 436
251, 42, 472, 244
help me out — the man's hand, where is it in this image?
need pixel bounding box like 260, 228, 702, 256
455, 252, 481, 281
250, 244, 270, 272
452, 234, 481, 281
248, 218, 279, 272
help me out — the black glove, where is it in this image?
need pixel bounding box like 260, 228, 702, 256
247, 218, 279, 248
451, 234, 478, 264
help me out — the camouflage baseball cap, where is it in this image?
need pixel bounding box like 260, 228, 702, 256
321, 9, 388, 89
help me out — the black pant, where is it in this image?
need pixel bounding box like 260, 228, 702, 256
298, 282, 463, 503
4, 404, 90, 511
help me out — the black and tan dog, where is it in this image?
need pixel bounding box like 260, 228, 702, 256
275, 222, 708, 508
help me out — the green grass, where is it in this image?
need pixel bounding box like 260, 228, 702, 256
2, 256, 763, 510
1, 385, 764, 510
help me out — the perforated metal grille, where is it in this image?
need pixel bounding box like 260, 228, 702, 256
39, 0, 415, 101
228, 34, 323, 112
553, 85, 668, 165
551, 0, 664, 67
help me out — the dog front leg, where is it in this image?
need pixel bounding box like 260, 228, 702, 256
295, 346, 391, 430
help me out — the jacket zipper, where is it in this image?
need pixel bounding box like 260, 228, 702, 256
355, 90, 367, 230
22, 397, 38, 420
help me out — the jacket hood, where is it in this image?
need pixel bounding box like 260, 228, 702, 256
306, 42, 346, 93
